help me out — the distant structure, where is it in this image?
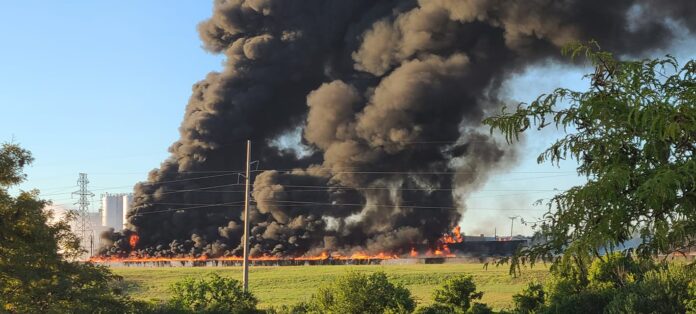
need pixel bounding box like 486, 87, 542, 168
72, 173, 95, 255
101, 193, 133, 232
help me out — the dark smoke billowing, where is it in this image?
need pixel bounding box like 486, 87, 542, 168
100, 0, 695, 258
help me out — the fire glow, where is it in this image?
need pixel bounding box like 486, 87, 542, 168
91, 227, 464, 264
89, 251, 401, 264
128, 234, 140, 249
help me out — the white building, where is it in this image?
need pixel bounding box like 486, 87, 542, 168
101, 193, 133, 231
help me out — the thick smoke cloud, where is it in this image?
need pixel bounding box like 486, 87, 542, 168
103, 0, 695, 258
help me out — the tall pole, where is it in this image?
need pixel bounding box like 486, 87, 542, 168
72, 173, 94, 258
508, 216, 517, 238
242, 140, 251, 292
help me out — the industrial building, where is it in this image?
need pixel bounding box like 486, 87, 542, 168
100, 193, 133, 232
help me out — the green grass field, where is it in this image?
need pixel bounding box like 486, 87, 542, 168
113, 263, 549, 310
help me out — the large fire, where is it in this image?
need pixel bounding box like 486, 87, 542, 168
90, 227, 464, 264
89, 251, 402, 264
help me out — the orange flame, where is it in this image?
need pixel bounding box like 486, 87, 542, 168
88, 250, 407, 264
128, 234, 140, 249
88, 230, 467, 264
440, 226, 463, 244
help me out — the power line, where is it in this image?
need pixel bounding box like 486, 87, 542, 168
137, 190, 555, 207
134, 201, 246, 215
39, 173, 247, 197
256, 169, 577, 175
130, 197, 550, 216
38, 172, 575, 198
52, 166, 576, 175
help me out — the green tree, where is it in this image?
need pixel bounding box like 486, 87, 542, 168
417, 275, 491, 314
484, 43, 696, 267
511, 282, 545, 313
0, 143, 132, 313
432, 275, 483, 312
604, 264, 695, 314
509, 256, 696, 314
309, 271, 415, 314
169, 273, 259, 314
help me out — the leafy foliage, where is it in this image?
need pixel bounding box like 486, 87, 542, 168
417, 275, 491, 314
309, 271, 415, 314
484, 42, 696, 267
511, 283, 545, 313
169, 273, 259, 314
508, 255, 695, 313
604, 263, 695, 314
414, 303, 458, 314
0, 143, 133, 313
266, 302, 312, 314
432, 275, 484, 312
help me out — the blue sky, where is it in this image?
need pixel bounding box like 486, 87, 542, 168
1, 1, 221, 202
1, 2, 694, 236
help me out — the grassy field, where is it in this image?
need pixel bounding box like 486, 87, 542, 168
113, 263, 549, 310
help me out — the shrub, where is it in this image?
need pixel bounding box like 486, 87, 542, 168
432, 275, 483, 312
512, 283, 545, 313
414, 303, 455, 314
509, 255, 696, 314
604, 264, 695, 314
587, 253, 648, 288
309, 271, 415, 314
266, 302, 311, 314
687, 280, 696, 313
169, 273, 258, 314
543, 280, 613, 314
468, 303, 494, 314
417, 274, 492, 314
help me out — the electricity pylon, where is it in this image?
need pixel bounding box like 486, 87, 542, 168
72, 173, 94, 256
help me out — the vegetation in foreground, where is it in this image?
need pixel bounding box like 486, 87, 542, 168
2, 43, 695, 313
485, 42, 696, 267
0, 143, 136, 313
126, 258, 696, 313
111, 264, 547, 309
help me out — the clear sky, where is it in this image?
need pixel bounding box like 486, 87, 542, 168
2, 1, 694, 236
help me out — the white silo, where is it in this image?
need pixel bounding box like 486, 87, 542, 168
122, 194, 133, 230
101, 193, 124, 231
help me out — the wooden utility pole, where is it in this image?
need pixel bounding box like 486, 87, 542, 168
242, 140, 251, 292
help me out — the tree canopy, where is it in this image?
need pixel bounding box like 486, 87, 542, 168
484, 43, 696, 268
0, 143, 131, 313
310, 271, 415, 314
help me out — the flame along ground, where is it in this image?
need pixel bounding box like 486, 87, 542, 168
89, 228, 463, 263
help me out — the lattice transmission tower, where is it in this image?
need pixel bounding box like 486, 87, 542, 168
72, 173, 95, 255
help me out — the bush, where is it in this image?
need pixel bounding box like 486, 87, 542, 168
169, 273, 259, 314
687, 280, 696, 313
309, 271, 415, 314
543, 279, 613, 314
414, 303, 455, 314
587, 253, 647, 288
266, 302, 311, 314
604, 264, 695, 314
432, 275, 484, 312
468, 303, 494, 314
509, 255, 696, 314
512, 283, 545, 313
416, 274, 491, 314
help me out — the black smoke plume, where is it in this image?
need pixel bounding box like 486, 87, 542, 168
100, 0, 695, 258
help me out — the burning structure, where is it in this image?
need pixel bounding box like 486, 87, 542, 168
98, 0, 695, 263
